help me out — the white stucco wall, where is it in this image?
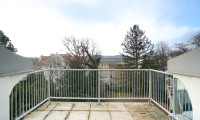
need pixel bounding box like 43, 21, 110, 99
0, 72, 29, 120
171, 73, 200, 120
167, 47, 200, 77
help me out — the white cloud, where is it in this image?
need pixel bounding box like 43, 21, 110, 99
0, 0, 199, 57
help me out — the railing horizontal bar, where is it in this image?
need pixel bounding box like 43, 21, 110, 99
50, 97, 149, 100
149, 69, 172, 75
49, 69, 149, 71
28, 69, 50, 74
50, 97, 99, 100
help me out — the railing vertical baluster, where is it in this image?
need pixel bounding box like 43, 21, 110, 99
188, 93, 190, 119
87, 71, 90, 97
173, 77, 176, 119
114, 71, 116, 98
122, 70, 124, 98
98, 70, 100, 103
30, 75, 31, 110
36, 74, 38, 105
139, 71, 140, 98
148, 70, 152, 104
11, 88, 13, 120
160, 73, 162, 105
47, 71, 50, 102
161, 74, 163, 107
41, 72, 43, 101
165, 74, 167, 110
23, 80, 24, 114
78, 70, 79, 97
112, 71, 114, 98
141, 71, 143, 97
118, 71, 121, 98
72, 70, 75, 97
41, 72, 42, 101
159, 73, 160, 104
26, 76, 28, 112
131, 71, 133, 98
156, 72, 157, 102
34, 74, 36, 106
128, 71, 130, 98
134, 71, 135, 97
93, 70, 95, 98
83, 70, 84, 97
19, 81, 21, 116
167, 75, 169, 112
15, 84, 17, 119
68, 70, 70, 97
144, 71, 145, 98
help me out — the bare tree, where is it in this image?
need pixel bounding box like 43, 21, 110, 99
189, 32, 200, 47
63, 36, 101, 69
169, 42, 190, 58
174, 43, 190, 53
155, 41, 170, 71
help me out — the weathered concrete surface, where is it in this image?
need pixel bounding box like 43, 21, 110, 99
45, 111, 69, 120
67, 111, 89, 120
54, 102, 73, 111
107, 102, 126, 111
90, 111, 110, 120
72, 102, 90, 110
90, 103, 108, 111
24, 111, 50, 120
110, 112, 133, 120
23, 102, 169, 120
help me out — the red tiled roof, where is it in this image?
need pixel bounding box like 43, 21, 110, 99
34, 54, 83, 65
34, 56, 50, 65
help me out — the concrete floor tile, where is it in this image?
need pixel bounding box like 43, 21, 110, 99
123, 103, 150, 112
129, 111, 154, 120
53, 102, 73, 110
107, 103, 126, 111
24, 111, 50, 120
110, 112, 133, 120
90, 111, 111, 120
45, 102, 59, 110
37, 102, 49, 111
72, 102, 90, 110
91, 103, 108, 111
44, 111, 69, 120
66, 111, 89, 120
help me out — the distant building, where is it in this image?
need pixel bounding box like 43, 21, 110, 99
34, 54, 70, 70
98, 55, 124, 69
98, 55, 125, 85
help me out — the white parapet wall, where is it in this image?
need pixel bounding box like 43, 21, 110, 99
167, 47, 200, 78
167, 47, 200, 120
0, 72, 30, 120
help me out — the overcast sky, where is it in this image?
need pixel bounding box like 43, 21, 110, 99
0, 0, 200, 57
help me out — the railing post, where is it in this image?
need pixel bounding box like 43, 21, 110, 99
98, 70, 101, 104
148, 70, 152, 104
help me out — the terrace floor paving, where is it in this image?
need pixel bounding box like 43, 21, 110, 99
23, 102, 169, 120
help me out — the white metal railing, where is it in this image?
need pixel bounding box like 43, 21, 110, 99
9, 69, 193, 120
